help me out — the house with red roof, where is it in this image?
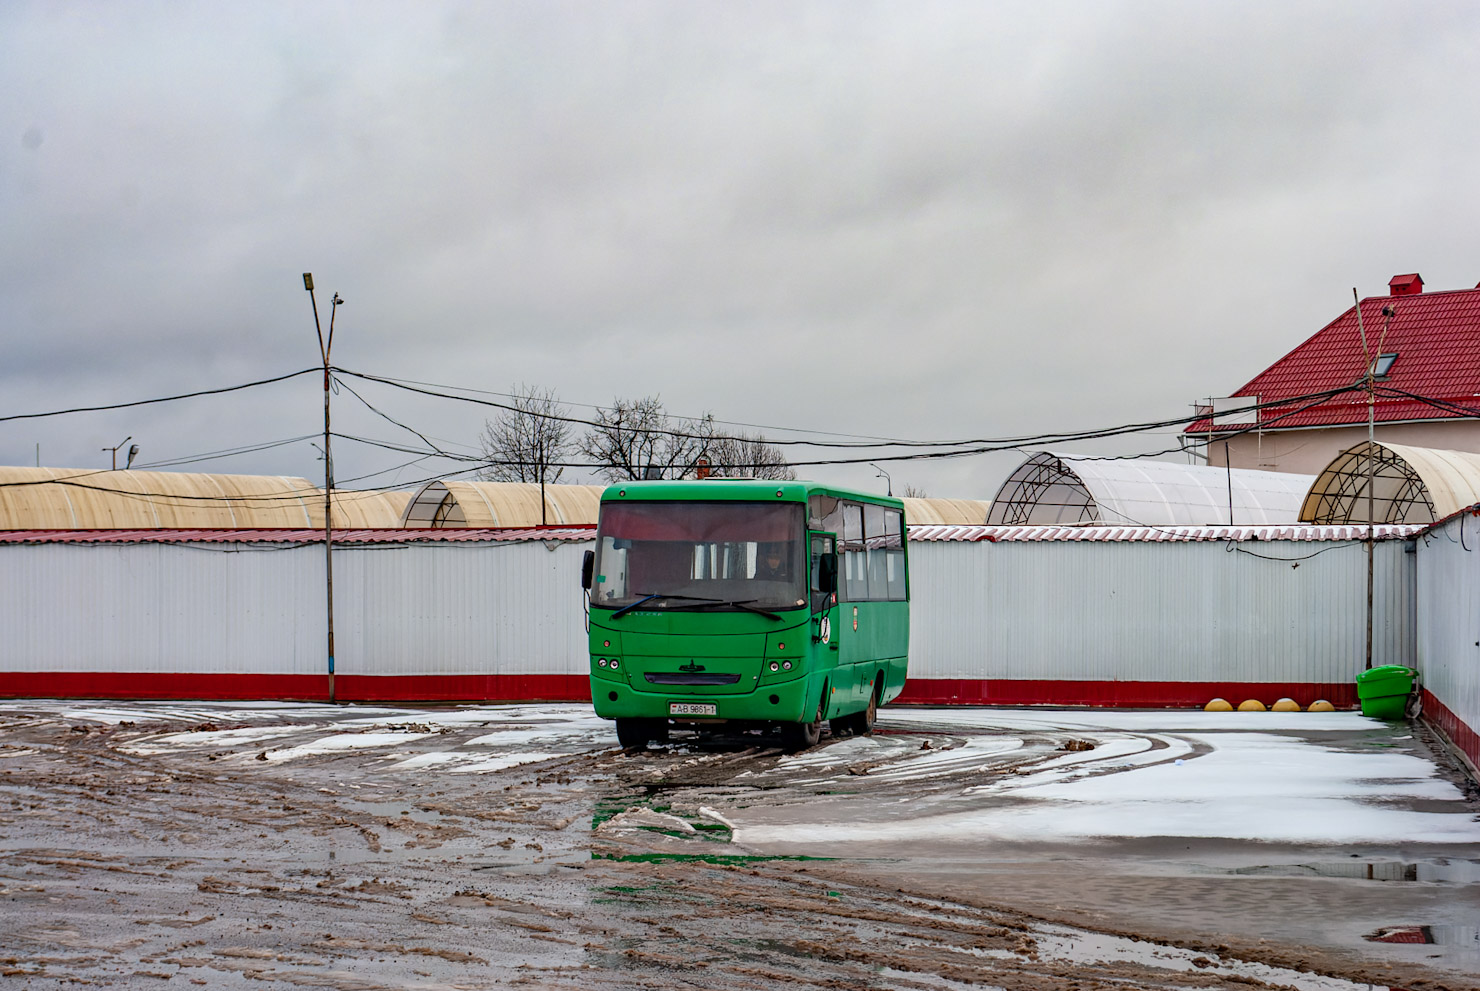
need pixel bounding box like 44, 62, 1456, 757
1186, 273, 1480, 474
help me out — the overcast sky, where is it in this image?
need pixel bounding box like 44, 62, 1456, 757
4, 1, 1480, 501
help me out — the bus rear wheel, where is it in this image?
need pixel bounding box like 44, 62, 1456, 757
851, 690, 879, 735
615, 718, 668, 749
781, 700, 824, 752
830, 689, 877, 737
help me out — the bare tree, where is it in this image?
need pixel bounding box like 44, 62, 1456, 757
478, 385, 572, 485
902, 484, 929, 498
579, 396, 711, 482
703, 427, 797, 480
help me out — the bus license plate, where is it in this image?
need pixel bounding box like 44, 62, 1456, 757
670, 702, 717, 717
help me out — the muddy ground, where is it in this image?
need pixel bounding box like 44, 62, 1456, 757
1, 701, 1476, 990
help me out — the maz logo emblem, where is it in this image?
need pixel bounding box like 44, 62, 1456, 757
678, 661, 706, 672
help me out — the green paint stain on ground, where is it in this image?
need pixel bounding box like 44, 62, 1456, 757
592, 852, 833, 866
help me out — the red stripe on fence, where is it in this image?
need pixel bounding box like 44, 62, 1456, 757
0, 672, 592, 704
894, 678, 1359, 709
1420, 688, 1480, 773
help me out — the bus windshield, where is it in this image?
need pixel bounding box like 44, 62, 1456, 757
591, 501, 806, 612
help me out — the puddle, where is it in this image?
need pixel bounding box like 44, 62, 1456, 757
1213, 860, 1480, 883
1366, 924, 1480, 946
1031, 923, 1406, 991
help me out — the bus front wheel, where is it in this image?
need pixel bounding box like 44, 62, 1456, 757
781, 700, 824, 752
616, 718, 668, 749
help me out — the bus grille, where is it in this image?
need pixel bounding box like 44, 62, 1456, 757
643, 672, 742, 686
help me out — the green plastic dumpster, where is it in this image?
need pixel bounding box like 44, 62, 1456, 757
1356, 665, 1417, 720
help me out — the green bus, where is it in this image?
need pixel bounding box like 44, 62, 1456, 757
580, 479, 909, 750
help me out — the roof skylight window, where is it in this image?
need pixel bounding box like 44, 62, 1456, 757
1372, 353, 1398, 379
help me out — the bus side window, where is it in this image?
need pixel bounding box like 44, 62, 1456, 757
809, 495, 841, 532
864, 503, 888, 600
883, 508, 906, 600
841, 503, 868, 600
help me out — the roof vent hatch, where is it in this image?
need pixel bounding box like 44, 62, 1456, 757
1388, 273, 1423, 296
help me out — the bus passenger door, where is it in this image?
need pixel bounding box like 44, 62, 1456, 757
809, 533, 840, 709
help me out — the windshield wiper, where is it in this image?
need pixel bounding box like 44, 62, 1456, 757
611, 592, 721, 619
691, 598, 785, 621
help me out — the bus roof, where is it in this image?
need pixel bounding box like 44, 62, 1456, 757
598, 479, 904, 509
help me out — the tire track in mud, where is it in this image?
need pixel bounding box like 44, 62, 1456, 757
0, 702, 1468, 991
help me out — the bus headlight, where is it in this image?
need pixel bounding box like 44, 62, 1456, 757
769, 662, 779, 672
783, 660, 792, 670
597, 658, 608, 667
609, 658, 619, 670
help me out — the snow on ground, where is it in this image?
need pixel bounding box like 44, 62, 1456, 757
260, 731, 440, 762
734, 708, 1480, 848
8, 700, 1475, 846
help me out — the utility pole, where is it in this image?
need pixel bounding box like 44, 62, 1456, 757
1354, 288, 1374, 671
304, 273, 343, 702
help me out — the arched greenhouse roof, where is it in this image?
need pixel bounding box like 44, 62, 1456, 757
0, 467, 339, 528
305, 489, 413, 528
900, 497, 993, 526
986, 452, 1315, 527
1300, 442, 1480, 524
402, 480, 604, 527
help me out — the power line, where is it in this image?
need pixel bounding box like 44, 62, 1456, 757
134, 434, 320, 470
334, 366, 1358, 453
0, 368, 319, 424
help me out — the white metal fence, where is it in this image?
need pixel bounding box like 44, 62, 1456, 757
1416, 512, 1480, 768
0, 539, 590, 679
908, 535, 1417, 686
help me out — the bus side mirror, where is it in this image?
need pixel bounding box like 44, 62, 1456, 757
817, 553, 837, 595
581, 550, 595, 590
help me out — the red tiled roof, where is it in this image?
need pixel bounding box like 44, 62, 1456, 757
1187, 285, 1480, 433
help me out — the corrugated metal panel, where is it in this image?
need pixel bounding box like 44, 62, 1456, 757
340, 542, 589, 676
0, 542, 320, 675
0, 525, 1421, 697
908, 536, 1415, 684
1416, 511, 1480, 754
0, 539, 591, 677
908, 523, 1422, 542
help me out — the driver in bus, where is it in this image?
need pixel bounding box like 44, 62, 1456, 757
755, 542, 791, 581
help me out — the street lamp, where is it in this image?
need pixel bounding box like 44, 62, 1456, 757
870, 463, 892, 497
103, 436, 132, 471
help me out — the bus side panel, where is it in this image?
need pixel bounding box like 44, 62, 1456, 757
836, 599, 909, 713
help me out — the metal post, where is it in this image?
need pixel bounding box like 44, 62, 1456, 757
1354, 288, 1374, 670
304, 274, 341, 702
1224, 441, 1233, 525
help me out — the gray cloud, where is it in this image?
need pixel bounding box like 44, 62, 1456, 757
3, 0, 1479, 498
